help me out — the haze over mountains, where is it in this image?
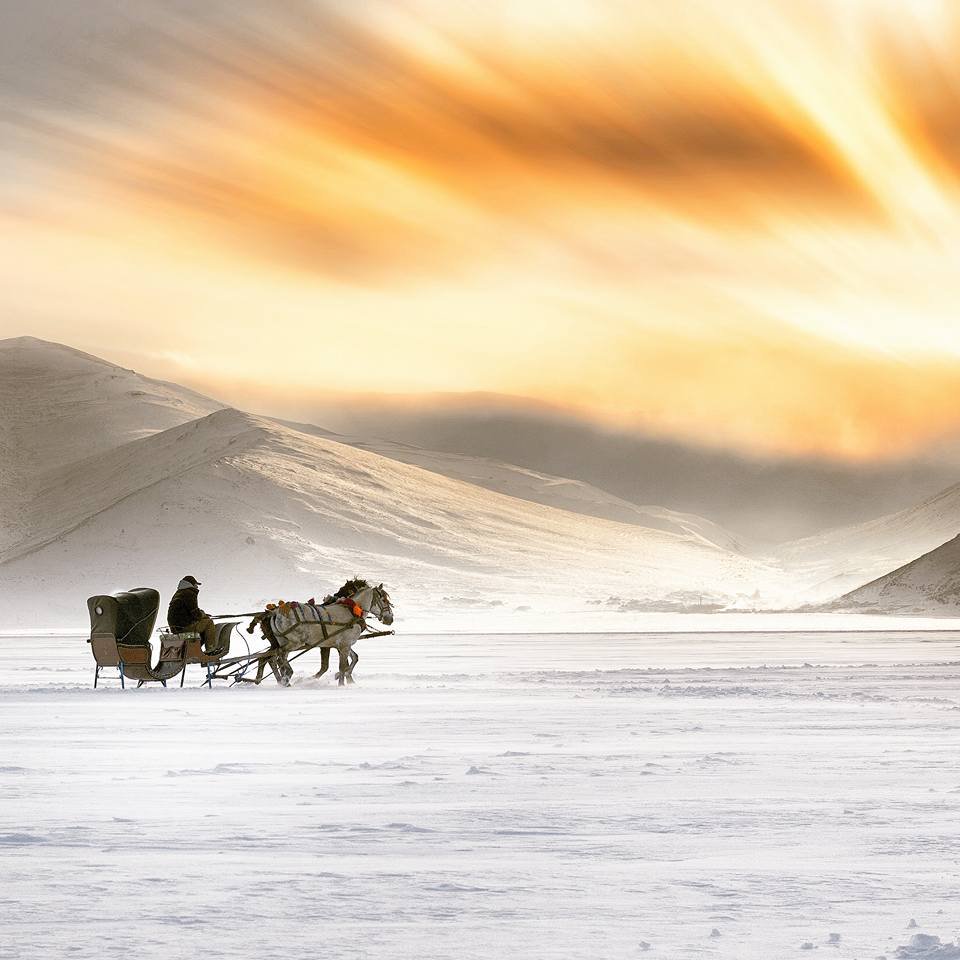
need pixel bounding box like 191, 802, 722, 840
285, 398, 959, 544
276, 419, 746, 554
3, 336, 960, 627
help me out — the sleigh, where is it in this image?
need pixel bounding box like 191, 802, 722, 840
86, 588, 238, 688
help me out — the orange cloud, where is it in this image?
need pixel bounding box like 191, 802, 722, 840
533, 314, 960, 460
3, 1, 886, 278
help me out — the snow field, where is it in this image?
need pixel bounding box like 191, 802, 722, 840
3, 632, 960, 959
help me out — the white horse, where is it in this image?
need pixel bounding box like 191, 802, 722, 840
254, 580, 394, 686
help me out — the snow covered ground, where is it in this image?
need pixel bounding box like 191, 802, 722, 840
4, 631, 960, 959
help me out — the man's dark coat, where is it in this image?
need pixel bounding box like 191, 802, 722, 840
168, 587, 205, 631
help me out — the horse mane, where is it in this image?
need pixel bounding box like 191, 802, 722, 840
333, 577, 370, 600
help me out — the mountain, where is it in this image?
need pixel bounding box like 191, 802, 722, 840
825, 534, 960, 613
775, 482, 960, 602
0, 337, 741, 554
0, 338, 780, 628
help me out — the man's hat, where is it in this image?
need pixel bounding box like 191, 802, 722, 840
178, 575, 202, 589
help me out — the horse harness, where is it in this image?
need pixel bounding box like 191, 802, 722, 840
252, 597, 367, 647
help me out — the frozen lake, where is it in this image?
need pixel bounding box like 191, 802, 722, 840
4, 631, 960, 959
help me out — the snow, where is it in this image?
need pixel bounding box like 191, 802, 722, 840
4, 630, 960, 959
6, 337, 960, 956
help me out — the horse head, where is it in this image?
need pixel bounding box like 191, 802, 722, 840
332, 577, 394, 626
370, 583, 394, 625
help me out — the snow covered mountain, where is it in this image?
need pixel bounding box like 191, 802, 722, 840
0, 408, 778, 629
772, 483, 960, 603
0, 336, 224, 479
826, 534, 960, 613
0, 338, 778, 628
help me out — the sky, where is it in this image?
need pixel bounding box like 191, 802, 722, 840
2, 0, 960, 462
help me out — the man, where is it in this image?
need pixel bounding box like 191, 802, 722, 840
167, 575, 216, 650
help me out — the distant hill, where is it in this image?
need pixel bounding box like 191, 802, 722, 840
826, 533, 960, 614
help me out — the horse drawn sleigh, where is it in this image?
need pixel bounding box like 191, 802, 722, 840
86, 579, 394, 689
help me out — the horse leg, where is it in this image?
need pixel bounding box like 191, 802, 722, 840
336, 647, 350, 686
314, 647, 330, 680
345, 648, 358, 684
270, 650, 292, 686
252, 655, 267, 684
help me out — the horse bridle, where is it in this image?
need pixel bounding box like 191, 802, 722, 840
371, 584, 392, 619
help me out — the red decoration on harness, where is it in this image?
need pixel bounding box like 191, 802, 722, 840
335, 597, 364, 618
